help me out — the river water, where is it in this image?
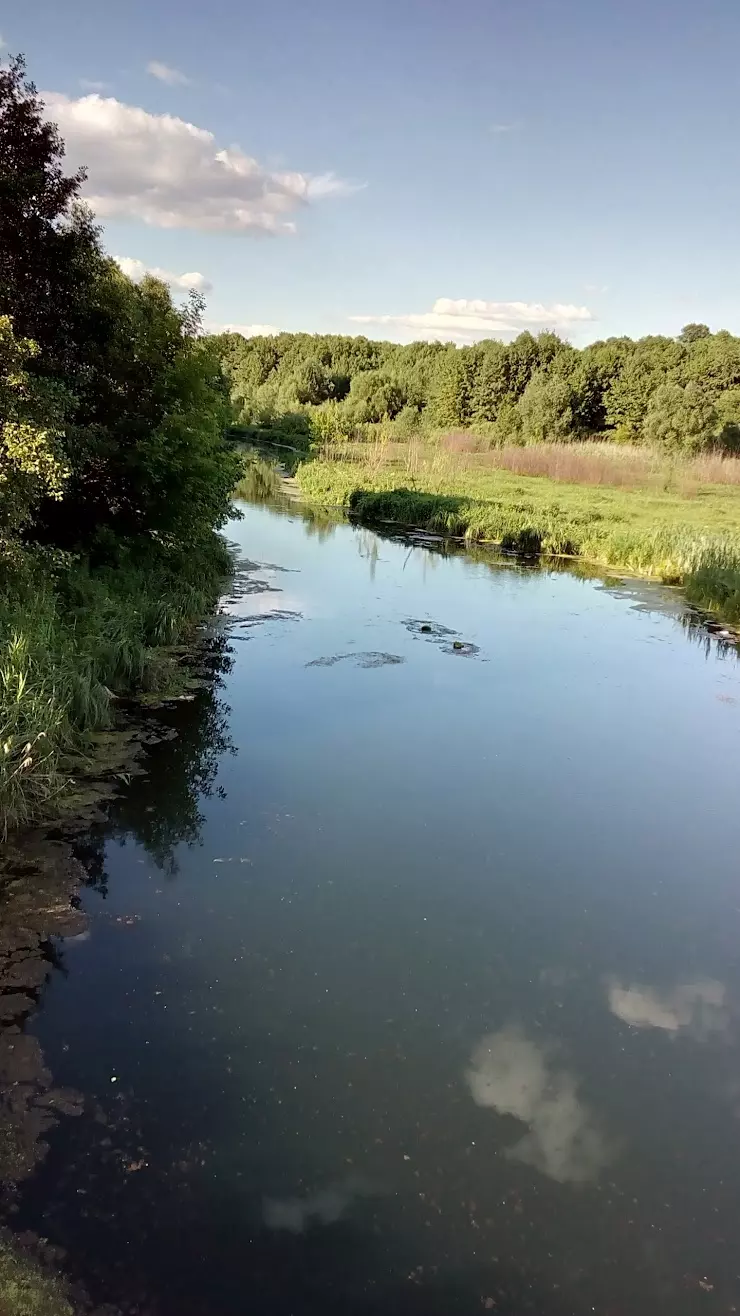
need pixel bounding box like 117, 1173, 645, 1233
13, 486, 740, 1315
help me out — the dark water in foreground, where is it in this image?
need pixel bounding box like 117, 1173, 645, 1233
17, 493, 740, 1314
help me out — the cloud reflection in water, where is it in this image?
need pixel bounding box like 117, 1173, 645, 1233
608, 978, 729, 1038
263, 1179, 371, 1233
466, 1025, 614, 1184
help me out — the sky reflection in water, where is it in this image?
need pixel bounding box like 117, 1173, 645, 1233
19, 494, 740, 1316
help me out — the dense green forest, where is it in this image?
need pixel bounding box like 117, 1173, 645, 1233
0, 56, 239, 829
218, 322, 740, 453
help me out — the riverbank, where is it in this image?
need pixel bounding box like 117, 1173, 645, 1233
0, 535, 232, 836
296, 456, 740, 625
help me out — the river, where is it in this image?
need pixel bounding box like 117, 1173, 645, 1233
8, 482, 740, 1315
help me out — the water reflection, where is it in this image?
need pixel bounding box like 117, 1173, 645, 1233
232, 449, 284, 502
106, 639, 235, 875
6, 465, 740, 1315
466, 1026, 615, 1184
608, 978, 729, 1037
264, 1178, 373, 1233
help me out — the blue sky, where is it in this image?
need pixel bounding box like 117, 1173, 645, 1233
5, 0, 740, 343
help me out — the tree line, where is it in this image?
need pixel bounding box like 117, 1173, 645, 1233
217, 321, 740, 455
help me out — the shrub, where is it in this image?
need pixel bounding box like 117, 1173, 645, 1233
643, 382, 718, 455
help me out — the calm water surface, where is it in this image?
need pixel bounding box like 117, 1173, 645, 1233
19, 492, 740, 1315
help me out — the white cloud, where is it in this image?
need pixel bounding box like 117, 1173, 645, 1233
206, 322, 280, 338
114, 256, 212, 293
349, 297, 594, 344
42, 92, 354, 235
466, 1025, 614, 1184
585, 283, 609, 294
146, 60, 190, 87
79, 79, 109, 93
490, 122, 520, 134
608, 979, 729, 1039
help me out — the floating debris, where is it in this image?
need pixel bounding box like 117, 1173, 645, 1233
306, 652, 406, 669
403, 618, 459, 639
443, 640, 480, 657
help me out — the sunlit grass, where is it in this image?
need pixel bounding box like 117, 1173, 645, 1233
0, 538, 231, 834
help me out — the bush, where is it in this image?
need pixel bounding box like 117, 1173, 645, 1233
714, 388, 740, 453
643, 382, 718, 455
518, 371, 575, 444
639, 384, 716, 455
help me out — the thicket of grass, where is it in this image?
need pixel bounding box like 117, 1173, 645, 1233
0, 537, 231, 835
434, 435, 740, 490
296, 453, 740, 626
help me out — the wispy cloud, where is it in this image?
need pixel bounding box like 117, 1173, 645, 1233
79, 79, 110, 93
206, 322, 280, 338
146, 60, 190, 87
350, 297, 594, 344
114, 256, 212, 294
490, 121, 521, 135
42, 92, 356, 235
584, 283, 609, 295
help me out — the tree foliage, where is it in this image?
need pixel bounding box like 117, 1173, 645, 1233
0, 316, 68, 539
219, 319, 740, 455
0, 52, 241, 830
0, 54, 238, 561
643, 383, 717, 455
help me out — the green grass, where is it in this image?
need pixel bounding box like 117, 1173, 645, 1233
0, 536, 231, 835
296, 455, 740, 626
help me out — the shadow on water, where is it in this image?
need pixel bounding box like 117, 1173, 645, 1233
108, 640, 236, 876
74, 634, 237, 887
0, 635, 237, 1293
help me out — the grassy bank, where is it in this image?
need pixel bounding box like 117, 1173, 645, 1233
0, 537, 231, 835
296, 450, 740, 626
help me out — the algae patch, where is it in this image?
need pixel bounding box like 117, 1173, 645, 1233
305, 652, 405, 669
